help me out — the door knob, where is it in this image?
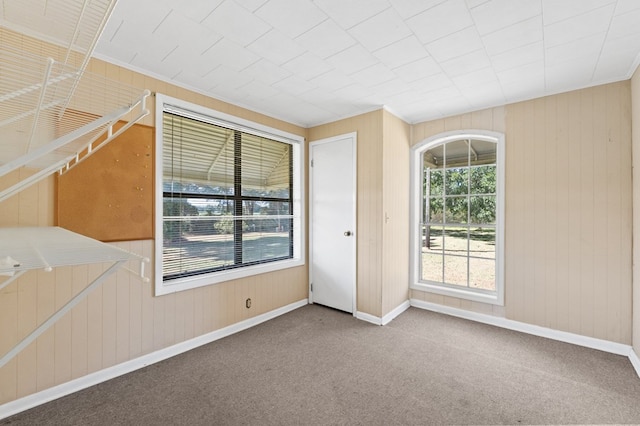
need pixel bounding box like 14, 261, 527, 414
344, 231, 352, 236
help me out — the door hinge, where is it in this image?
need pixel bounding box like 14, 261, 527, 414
310, 283, 313, 292
310, 159, 314, 167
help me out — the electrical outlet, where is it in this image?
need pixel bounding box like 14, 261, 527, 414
245, 298, 251, 309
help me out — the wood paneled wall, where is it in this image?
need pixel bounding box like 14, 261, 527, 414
410, 107, 507, 318
308, 110, 384, 316
631, 68, 640, 355
505, 82, 632, 343
381, 110, 411, 316
410, 82, 633, 345
0, 29, 308, 406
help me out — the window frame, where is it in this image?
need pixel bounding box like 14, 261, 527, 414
154, 94, 305, 296
410, 130, 505, 306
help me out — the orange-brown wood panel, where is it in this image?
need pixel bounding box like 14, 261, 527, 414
56, 122, 154, 242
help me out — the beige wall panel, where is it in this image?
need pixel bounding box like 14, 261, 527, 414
381, 110, 410, 316
53, 267, 73, 385
308, 110, 384, 317
631, 67, 640, 355
554, 93, 571, 333
0, 31, 308, 405
505, 82, 632, 344
71, 265, 89, 379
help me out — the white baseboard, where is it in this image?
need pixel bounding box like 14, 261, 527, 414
410, 299, 633, 357
356, 300, 411, 326
630, 349, 640, 378
356, 311, 383, 325
382, 300, 411, 325
0, 299, 308, 421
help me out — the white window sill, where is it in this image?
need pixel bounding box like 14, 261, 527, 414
411, 281, 504, 306
155, 257, 305, 296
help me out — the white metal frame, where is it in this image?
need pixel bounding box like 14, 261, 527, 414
308, 132, 358, 316
409, 130, 505, 306
0, 227, 149, 368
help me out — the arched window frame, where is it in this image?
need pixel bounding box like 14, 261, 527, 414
410, 130, 505, 306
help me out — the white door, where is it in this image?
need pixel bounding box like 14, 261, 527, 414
309, 133, 356, 313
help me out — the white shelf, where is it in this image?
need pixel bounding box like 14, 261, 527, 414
0, 227, 149, 368
0, 226, 134, 274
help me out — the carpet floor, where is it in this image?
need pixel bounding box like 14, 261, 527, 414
2, 304, 640, 425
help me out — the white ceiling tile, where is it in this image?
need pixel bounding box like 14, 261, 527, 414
543, 3, 615, 48
607, 8, 640, 40
314, 0, 390, 29
545, 33, 606, 67
295, 19, 356, 58
373, 36, 429, 69
368, 78, 412, 99
246, 29, 306, 65
272, 75, 317, 96
463, 81, 506, 107
158, 17, 220, 51
202, 38, 261, 71
545, 56, 599, 92
594, 32, 640, 80
426, 26, 483, 63
388, 0, 447, 20
235, 0, 269, 12
482, 16, 542, 56
255, 0, 327, 38
130, 54, 181, 80
393, 57, 442, 82
471, 0, 541, 35
489, 41, 544, 72
409, 73, 455, 93
281, 52, 333, 80
542, 0, 616, 25
205, 65, 254, 90
406, 0, 474, 44
201, 0, 271, 46
465, 0, 490, 8
177, 0, 224, 23
496, 60, 544, 85
236, 79, 281, 99
349, 63, 397, 86
348, 8, 412, 51
614, 0, 640, 14
241, 58, 292, 85
93, 0, 640, 126
451, 67, 498, 88
326, 44, 379, 75
439, 49, 492, 77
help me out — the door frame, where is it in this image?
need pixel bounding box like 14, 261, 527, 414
308, 132, 357, 315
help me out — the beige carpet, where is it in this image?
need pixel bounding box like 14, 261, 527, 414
2, 304, 640, 425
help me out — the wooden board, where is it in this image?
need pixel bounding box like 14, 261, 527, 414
56, 122, 154, 242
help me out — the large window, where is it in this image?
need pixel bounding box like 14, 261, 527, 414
410, 131, 504, 305
155, 94, 304, 295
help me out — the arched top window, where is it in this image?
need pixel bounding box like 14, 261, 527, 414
410, 130, 504, 305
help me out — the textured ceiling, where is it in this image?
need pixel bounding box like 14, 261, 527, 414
94, 0, 640, 127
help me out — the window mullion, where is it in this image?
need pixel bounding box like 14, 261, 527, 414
233, 130, 243, 265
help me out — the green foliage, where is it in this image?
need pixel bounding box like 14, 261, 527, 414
163, 199, 199, 241
425, 165, 496, 225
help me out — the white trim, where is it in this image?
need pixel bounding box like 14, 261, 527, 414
631, 349, 640, 378
409, 129, 505, 306
0, 299, 308, 421
356, 311, 383, 325
382, 300, 411, 325
154, 93, 306, 296
308, 132, 358, 315
410, 299, 632, 357
356, 300, 410, 325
